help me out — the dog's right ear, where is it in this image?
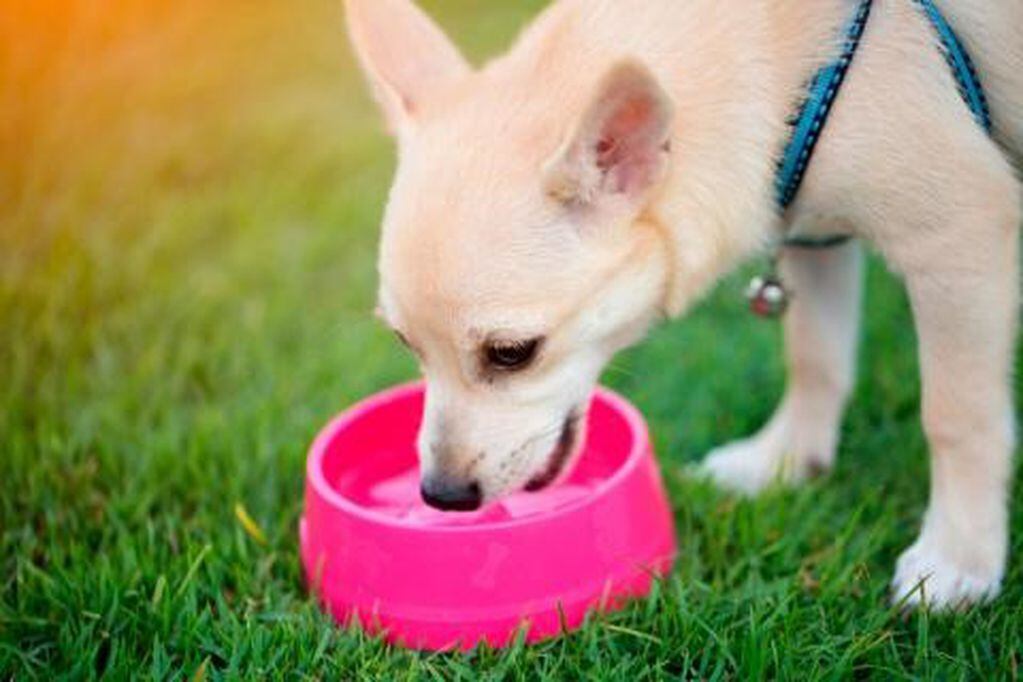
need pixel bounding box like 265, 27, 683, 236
345, 0, 470, 135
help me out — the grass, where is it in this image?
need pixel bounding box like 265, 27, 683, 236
1, 0, 1021, 678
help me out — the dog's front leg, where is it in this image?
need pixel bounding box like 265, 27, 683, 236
702, 239, 862, 494
889, 214, 1018, 609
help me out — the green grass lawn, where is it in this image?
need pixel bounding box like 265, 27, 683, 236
2, 1, 1021, 678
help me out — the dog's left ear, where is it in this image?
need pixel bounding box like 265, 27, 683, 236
543, 60, 674, 211
345, 0, 470, 135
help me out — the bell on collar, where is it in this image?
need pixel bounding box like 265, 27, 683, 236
746, 274, 790, 318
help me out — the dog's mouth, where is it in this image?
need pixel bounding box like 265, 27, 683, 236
524, 409, 583, 492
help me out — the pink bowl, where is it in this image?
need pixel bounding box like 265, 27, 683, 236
300, 382, 677, 650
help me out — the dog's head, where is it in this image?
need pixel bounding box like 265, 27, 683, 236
347, 0, 676, 509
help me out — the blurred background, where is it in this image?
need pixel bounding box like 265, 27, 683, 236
2, 0, 1017, 678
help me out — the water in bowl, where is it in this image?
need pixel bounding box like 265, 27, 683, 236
322, 392, 632, 527
364, 466, 594, 525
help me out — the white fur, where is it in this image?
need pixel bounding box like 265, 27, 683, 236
345, 0, 1022, 609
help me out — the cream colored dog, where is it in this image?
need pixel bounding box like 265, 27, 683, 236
345, 0, 1022, 609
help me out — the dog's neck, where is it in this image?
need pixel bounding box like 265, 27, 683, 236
477, 0, 851, 316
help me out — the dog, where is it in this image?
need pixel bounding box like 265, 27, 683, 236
344, 0, 1023, 609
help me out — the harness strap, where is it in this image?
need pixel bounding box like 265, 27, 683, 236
775, 0, 873, 212
915, 0, 992, 133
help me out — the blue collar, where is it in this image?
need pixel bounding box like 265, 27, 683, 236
775, 0, 992, 227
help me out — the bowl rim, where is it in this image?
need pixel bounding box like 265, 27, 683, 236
306, 380, 651, 534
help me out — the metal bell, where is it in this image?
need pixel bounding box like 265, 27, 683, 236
746, 274, 790, 318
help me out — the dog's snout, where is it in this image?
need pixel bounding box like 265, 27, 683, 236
420, 474, 482, 512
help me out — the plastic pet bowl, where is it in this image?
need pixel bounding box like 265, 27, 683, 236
300, 382, 677, 650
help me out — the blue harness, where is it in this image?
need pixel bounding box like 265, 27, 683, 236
776, 0, 992, 240
748, 0, 992, 316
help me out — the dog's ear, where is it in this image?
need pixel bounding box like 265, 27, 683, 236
345, 0, 470, 134
543, 60, 673, 210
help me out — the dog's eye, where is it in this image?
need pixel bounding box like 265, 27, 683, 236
484, 338, 542, 372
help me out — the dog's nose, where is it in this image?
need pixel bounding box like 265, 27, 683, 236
420, 474, 482, 512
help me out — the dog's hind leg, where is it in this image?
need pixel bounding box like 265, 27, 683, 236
701, 239, 862, 494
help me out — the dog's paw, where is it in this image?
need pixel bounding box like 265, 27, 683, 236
699, 433, 831, 496
891, 537, 1002, 611
699, 438, 781, 495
